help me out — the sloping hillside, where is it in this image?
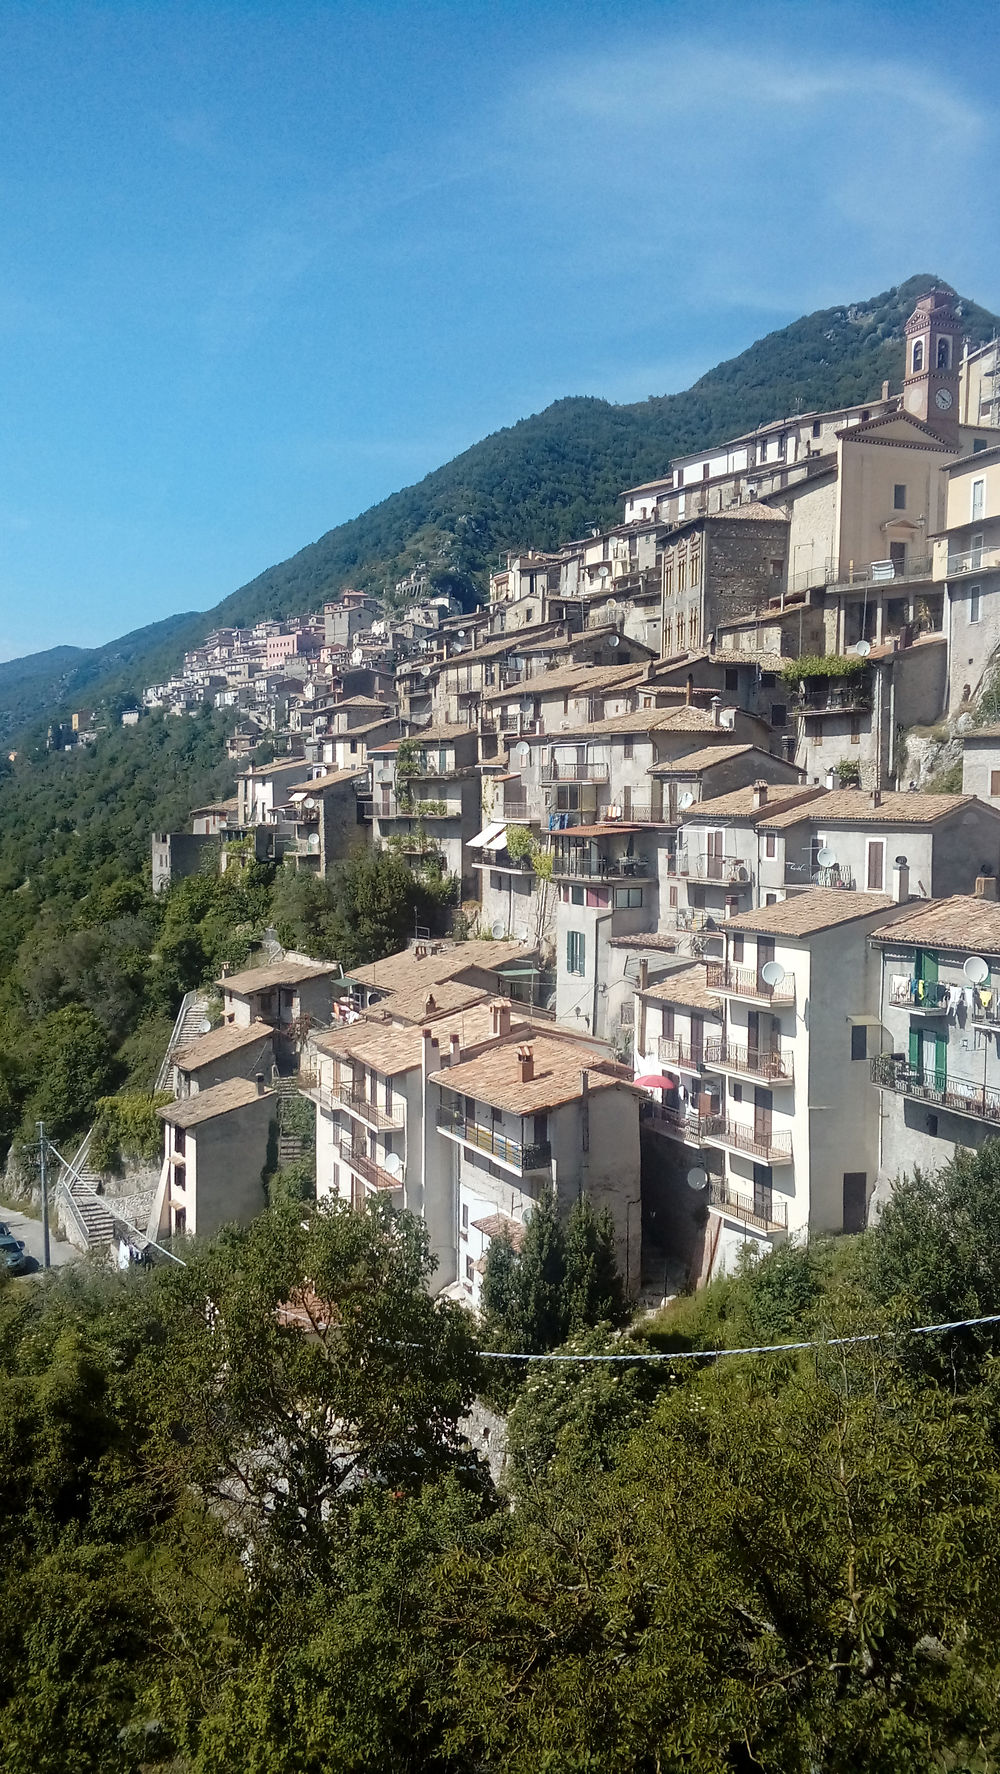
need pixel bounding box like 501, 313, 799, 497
3, 273, 997, 742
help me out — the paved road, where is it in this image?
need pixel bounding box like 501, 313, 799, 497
1, 1206, 80, 1274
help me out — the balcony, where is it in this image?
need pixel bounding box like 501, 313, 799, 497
871, 1056, 1000, 1126
970, 991, 1000, 1028
331, 1078, 404, 1130
784, 863, 855, 891
338, 1140, 402, 1192
887, 977, 949, 1013
702, 1040, 793, 1084
658, 1036, 705, 1071
499, 799, 533, 821
639, 1102, 712, 1143
701, 1115, 793, 1165
706, 963, 795, 1005
707, 1178, 788, 1233
436, 1104, 551, 1174
539, 761, 610, 784
675, 853, 753, 886
830, 555, 933, 591
674, 907, 717, 931
550, 851, 652, 881
946, 545, 1000, 576
791, 687, 871, 716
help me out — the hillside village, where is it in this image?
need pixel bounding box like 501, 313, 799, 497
49, 286, 1000, 1296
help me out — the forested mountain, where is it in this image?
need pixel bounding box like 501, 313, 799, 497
3, 273, 998, 742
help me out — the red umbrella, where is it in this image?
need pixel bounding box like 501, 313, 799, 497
634, 1074, 677, 1089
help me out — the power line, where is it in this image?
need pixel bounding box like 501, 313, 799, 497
472, 1311, 1000, 1364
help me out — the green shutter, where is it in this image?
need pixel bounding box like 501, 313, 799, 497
915, 948, 939, 984
908, 1026, 920, 1072
934, 1031, 947, 1092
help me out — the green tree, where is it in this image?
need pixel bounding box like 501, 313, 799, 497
24, 1005, 118, 1140
562, 1195, 628, 1334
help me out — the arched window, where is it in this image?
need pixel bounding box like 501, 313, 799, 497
936, 336, 951, 370
912, 338, 924, 373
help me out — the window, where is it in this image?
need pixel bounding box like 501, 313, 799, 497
725, 668, 739, 692
866, 839, 885, 891
614, 886, 643, 908
765, 833, 776, 859
732, 934, 744, 962
173, 1206, 186, 1236
990, 770, 1000, 798
731, 1082, 743, 1103
893, 483, 907, 510
970, 584, 982, 624
912, 339, 924, 373
173, 1126, 186, 1157
566, 930, 586, 975
889, 540, 906, 574
972, 478, 985, 521
765, 892, 778, 905
465, 1256, 474, 1286
851, 1024, 868, 1061
571, 884, 584, 906
770, 558, 783, 578
974, 438, 988, 453
490, 870, 503, 891
623, 737, 633, 760
662, 1007, 675, 1040
812, 419, 822, 438
936, 335, 951, 370
861, 409, 871, 422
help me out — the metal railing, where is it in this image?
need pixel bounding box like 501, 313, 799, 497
331, 1077, 404, 1129
539, 762, 610, 784
947, 545, 1000, 576
791, 689, 871, 715
639, 1102, 710, 1140
701, 1115, 793, 1163
887, 978, 949, 1011
338, 1140, 402, 1191
707, 1178, 788, 1232
702, 1040, 793, 1082
500, 799, 532, 821
706, 963, 796, 1004
677, 854, 753, 885
436, 1104, 551, 1172
674, 907, 715, 931
550, 852, 651, 880
871, 1055, 1000, 1124
658, 1036, 705, 1069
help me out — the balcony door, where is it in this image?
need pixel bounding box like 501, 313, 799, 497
752, 1164, 773, 1222
754, 1086, 773, 1147
757, 937, 775, 992
707, 829, 723, 880
689, 1014, 704, 1068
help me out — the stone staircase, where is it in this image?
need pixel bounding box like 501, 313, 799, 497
274, 1074, 306, 1165
155, 991, 211, 1092
55, 1131, 115, 1251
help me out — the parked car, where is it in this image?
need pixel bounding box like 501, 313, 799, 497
0, 1234, 29, 1276
0, 1221, 10, 1238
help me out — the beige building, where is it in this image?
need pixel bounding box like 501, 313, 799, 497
155, 1078, 274, 1240
171, 1020, 274, 1097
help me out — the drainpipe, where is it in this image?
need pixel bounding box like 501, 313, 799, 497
591, 911, 615, 1038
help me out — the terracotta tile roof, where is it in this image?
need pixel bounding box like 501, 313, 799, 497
608, 933, 679, 952
682, 785, 823, 823
346, 939, 536, 994
173, 1020, 274, 1072
640, 964, 723, 1014
376, 980, 488, 1024
401, 721, 479, 744
290, 768, 367, 793
471, 1213, 526, 1252
710, 649, 787, 667
869, 894, 1000, 954
964, 725, 1000, 741
757, 789, 988, 829
220, 959, 340, 994
431, 1031, 622, 1115
650, 743, 757, 774
159, 1077, 270, 1126
724, 888, 896, 937
237, 758, 311, 779
312, 1001, 533, 1077
482, 662, 645, 705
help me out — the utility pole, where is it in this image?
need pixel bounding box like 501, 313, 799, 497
37, 1120, 50, 1269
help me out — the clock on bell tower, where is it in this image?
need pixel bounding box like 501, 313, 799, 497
902, 285, 961, 443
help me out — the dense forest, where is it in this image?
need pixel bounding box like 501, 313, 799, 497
4, 273, 998, 744
0, 715, 448, 1161
4, 1143, 1000, 1772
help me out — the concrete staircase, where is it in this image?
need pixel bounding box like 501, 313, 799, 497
55, 1131, 115, 1251
155, 992, 211, 1092
274, 1074, 306, 1165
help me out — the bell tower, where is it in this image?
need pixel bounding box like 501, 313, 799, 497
902, 286, 961, 445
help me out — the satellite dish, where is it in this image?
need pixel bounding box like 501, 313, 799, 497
816, 845, 837, 868
456, 629, 466, 640
520, 697, 534, 715
382, 1153, 403, 1180
965, 955, 991, 985
598, 565, 611, 579
687, 1167, 709, 1192
733, 865, 750, 884
894, 854, 908, 868
760, 960, 786, 987
491, 920, 507, 939
679, 791, 695, 810
608, 634, 620, 648
513, 741, 531, 762
853, 640, 872, 658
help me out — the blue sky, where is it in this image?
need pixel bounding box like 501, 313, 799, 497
2, 0, 999, 661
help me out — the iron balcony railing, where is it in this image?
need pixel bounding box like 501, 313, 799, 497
658, 1036, 705, 1069
676, 853, 753, 885
707, 1178, 788, 1233
338, 1140, 402, 1191
706, 963, 796, 1004
331, 1077, 404, 1130
539, 761, 610, 784
550, 852, 651, 880
947, 545, 1000, 575
436, 1104, 551, 1173
791, 688, 872, 715
871, 1056, 1000, 1125
887, 978, 949, 1011
500, 799, 532, 821
702, 1040, 793, 1083
970, 991, 1000, 1027
701, 1114, 793, 1164
638, 1102, 711, 1141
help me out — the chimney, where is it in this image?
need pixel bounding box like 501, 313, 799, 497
685, 673, 694, 706
491, 999, 511, 1037
881, 379, 890, 401
975, 876, 999, 901
825, 766, 837, 791
256, 1073, 265, 1096
449, 1031, 461, 1066
871, 788, 882, 809
638, 957, 649, 993
424, 992, 437, 1017
891, 856, 909, 903
752, 780, 768, 809
711, 697, 722, 728
517, 1044, 534, 1082
421, 1026, 440, 1077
